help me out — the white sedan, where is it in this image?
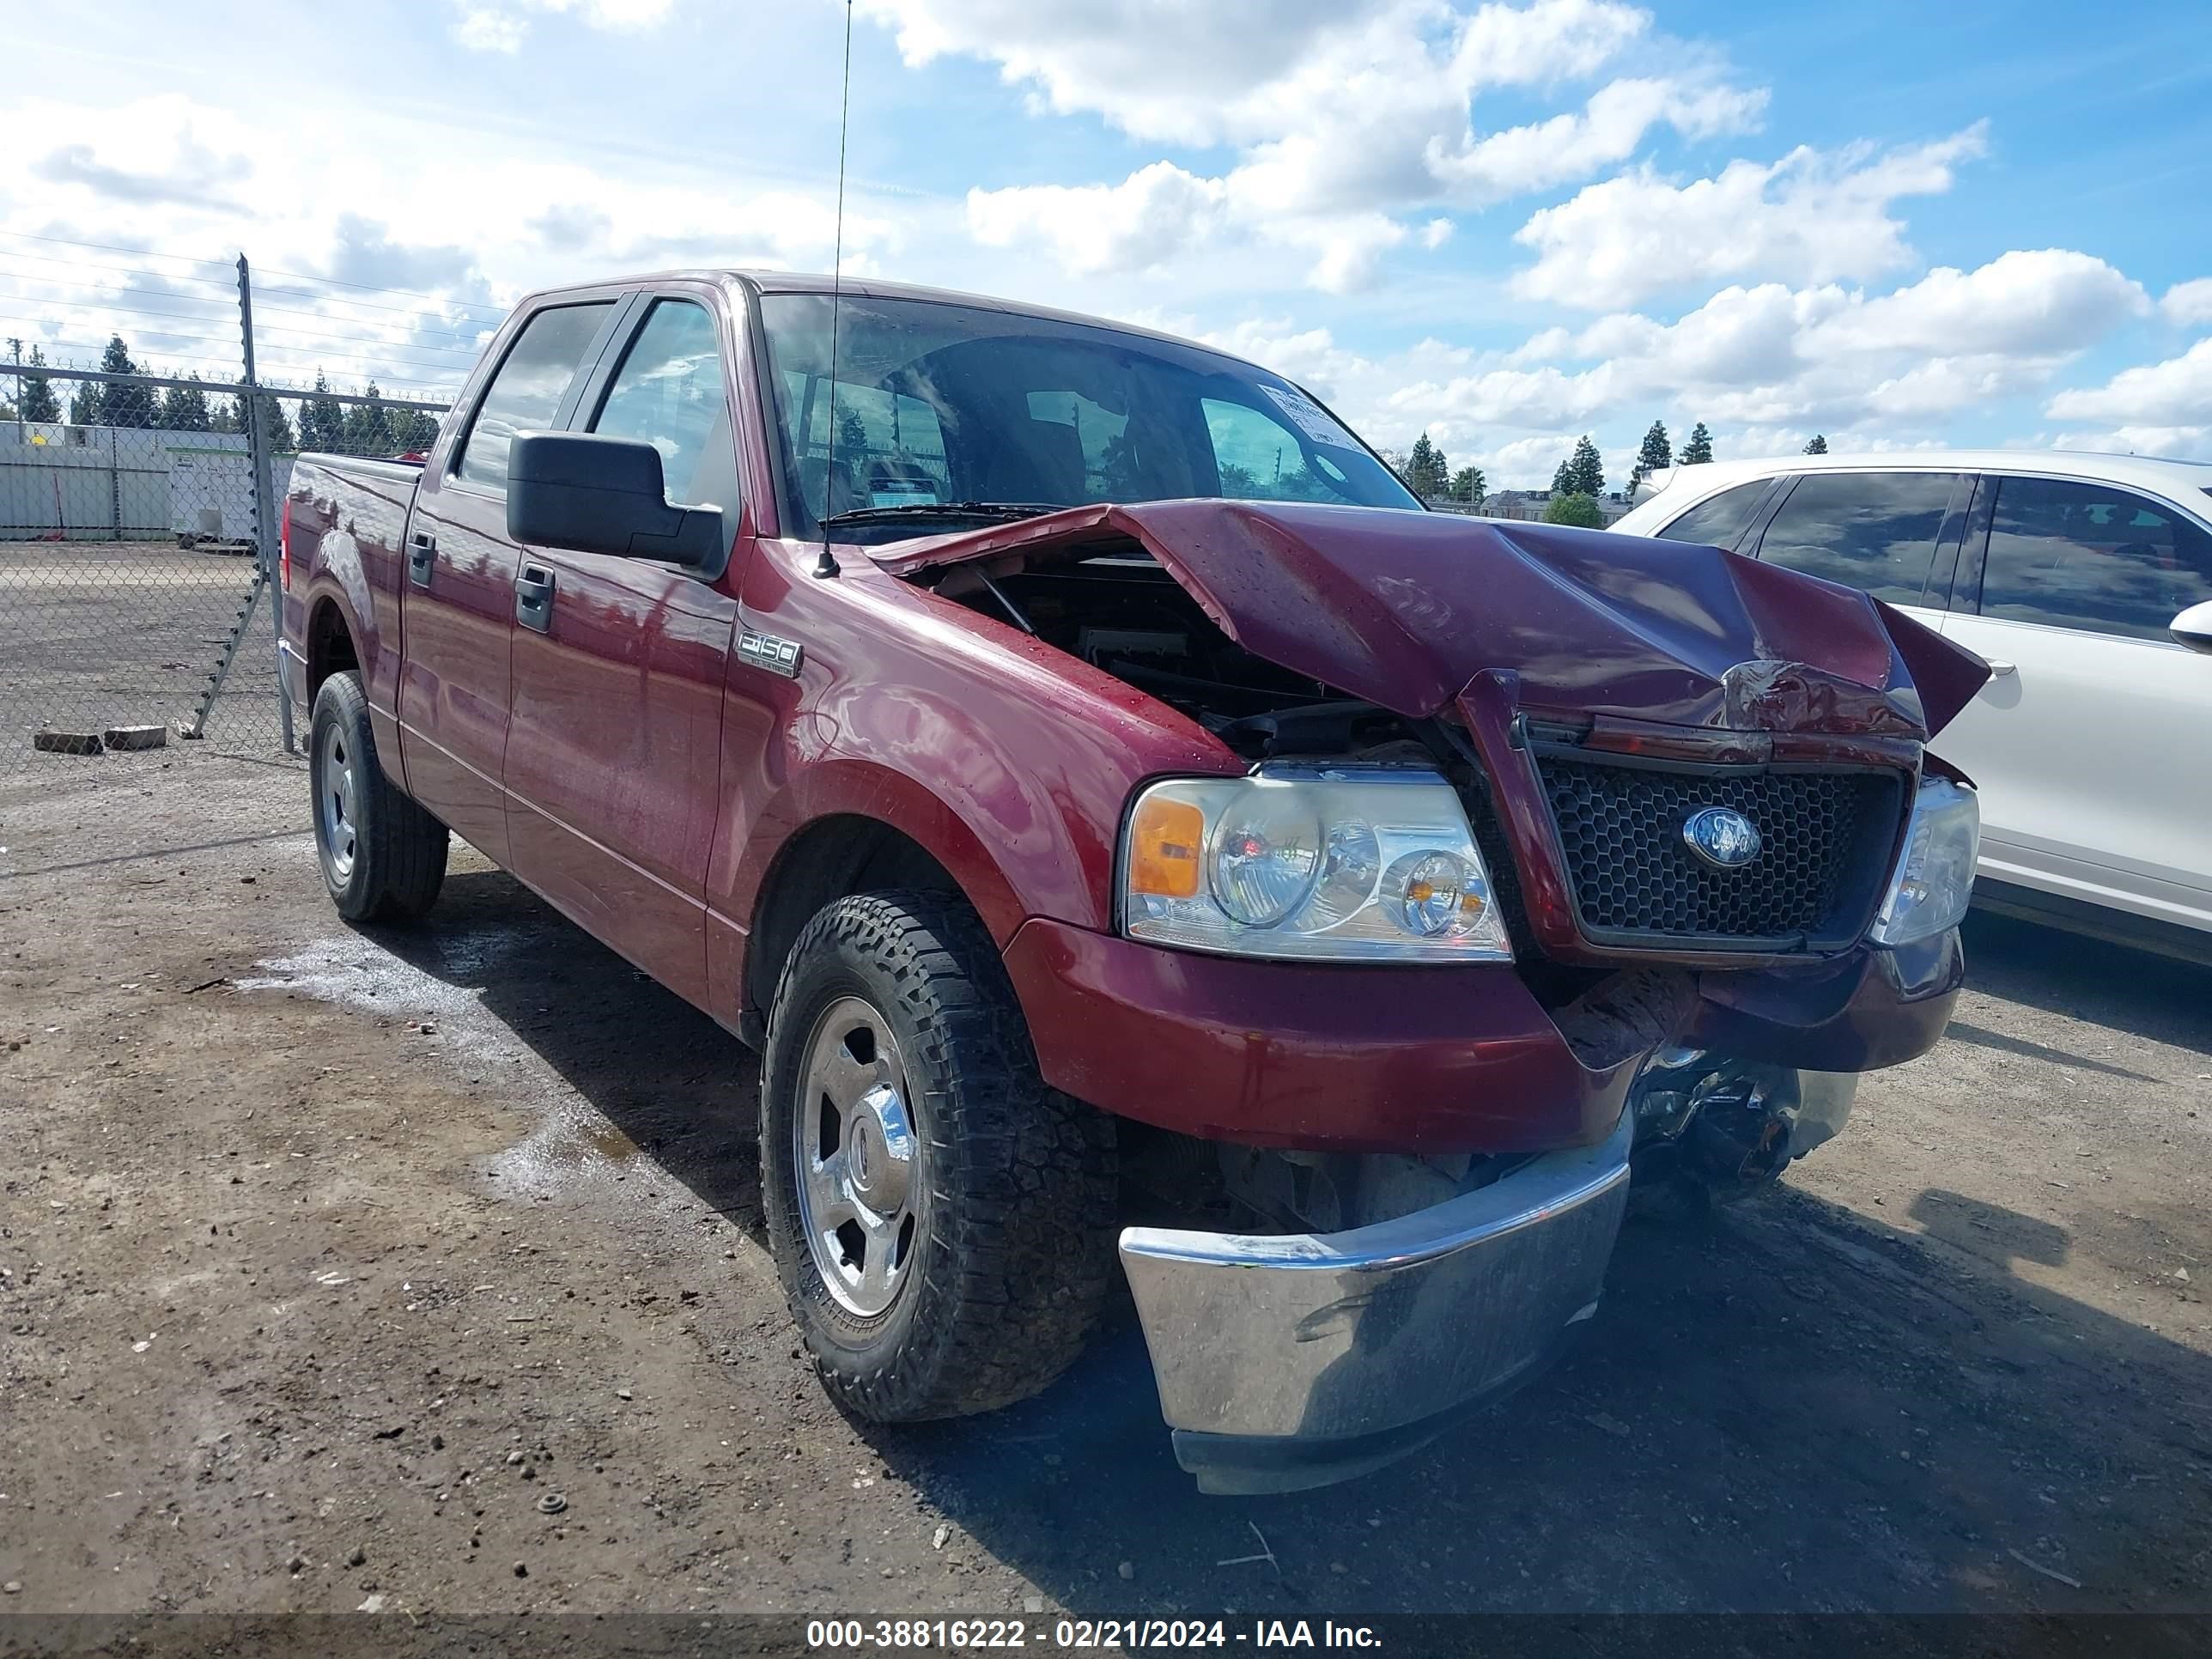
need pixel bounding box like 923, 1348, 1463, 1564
1612, 449, 2212, 958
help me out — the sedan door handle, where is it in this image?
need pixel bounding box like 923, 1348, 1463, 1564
1984, 659, 2017, 678
407, 532, 437, 587
515, 565, 556, 634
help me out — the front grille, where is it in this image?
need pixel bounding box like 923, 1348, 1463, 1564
1535, 754, 1905, 950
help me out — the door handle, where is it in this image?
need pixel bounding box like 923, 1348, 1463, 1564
407, 532, 437, 587
1984, 659, 2017, 678
515, 565, 556, 634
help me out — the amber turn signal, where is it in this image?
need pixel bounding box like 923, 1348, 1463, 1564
1127, 795, 1205, 898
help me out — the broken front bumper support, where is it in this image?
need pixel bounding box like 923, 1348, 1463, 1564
1118, 1106, 1634, 1495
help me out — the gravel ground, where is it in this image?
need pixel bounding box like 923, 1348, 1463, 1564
0, 539, 284, 763
2, 759, 2209, 1633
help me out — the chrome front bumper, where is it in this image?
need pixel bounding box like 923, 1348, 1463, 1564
1118, 1106, 1634, 1494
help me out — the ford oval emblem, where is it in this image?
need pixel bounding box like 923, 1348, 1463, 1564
1683, 805, 1762, 870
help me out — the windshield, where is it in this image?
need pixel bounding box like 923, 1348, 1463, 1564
757, 292, 1420, 542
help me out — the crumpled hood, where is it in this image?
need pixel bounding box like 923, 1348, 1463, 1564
883, 500, 1990, 739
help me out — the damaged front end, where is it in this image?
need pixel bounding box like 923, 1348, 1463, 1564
894, 499, 1986, 1491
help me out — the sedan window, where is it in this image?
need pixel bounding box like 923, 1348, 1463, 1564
1978, 476, 2212, 641
1753, 471, 1961, 605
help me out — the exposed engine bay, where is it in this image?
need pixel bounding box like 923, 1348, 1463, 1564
927, 550, 1424, 763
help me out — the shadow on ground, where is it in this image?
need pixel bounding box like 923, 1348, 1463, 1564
368, 872, 2212, 1616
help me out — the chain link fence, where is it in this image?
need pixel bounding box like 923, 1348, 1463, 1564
2, 246, 461, 868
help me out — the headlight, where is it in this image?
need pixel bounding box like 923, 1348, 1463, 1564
1869, 776, 1980, 947
1119, 767, 1513, 963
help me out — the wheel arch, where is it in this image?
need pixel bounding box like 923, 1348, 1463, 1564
740, 811, 975, 1034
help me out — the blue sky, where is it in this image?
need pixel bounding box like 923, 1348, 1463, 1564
5, 0, 2209, 485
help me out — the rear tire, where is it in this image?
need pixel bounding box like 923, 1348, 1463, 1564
759, 890, 1117, 1421
309, 670, 448, 922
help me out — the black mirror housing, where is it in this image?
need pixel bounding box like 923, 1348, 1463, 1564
506, 431, 727, 574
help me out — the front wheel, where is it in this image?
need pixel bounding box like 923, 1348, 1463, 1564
308, 670, 448, 922
759, 890, 1117, 1421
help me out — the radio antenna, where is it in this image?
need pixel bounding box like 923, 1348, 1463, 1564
814, 0, 854, 580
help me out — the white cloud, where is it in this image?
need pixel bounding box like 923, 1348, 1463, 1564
1510, 125, 1987, 309
2161, 279, 2212, 328
966, 163, 1228, 276
893, 0, 1764, 290
452, 0, 677, 53
2045, 337, 2212, 427
1805, 249, 2148, 358
2047, 424, 2211, 460
1426, 76, 1765, 204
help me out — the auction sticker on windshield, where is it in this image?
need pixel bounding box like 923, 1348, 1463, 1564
1261, 384, 1358, 450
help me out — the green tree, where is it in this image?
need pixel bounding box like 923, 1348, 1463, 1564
95, 334, 155, 428
1628, 419, 1672, 492
303, 371, 347, 453
156, 374, 214, 432
1681, 422, 1714, 465
68, 381, 99, 424
1541, 492, 1605, 529
1405, 432, 1449, 498
1566, 434, 1604, 497
258, 395, 298, 453
1449, 465, 1485, 506
342, 383, 398, 455
1803, 433, 1828, 454
396, 409, 441, 452
18, 345, 61, 423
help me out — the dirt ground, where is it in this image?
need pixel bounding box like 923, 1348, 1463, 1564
3, 753, 2209, 1638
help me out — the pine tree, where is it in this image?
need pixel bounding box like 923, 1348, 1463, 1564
1404, 433, 1449, 498
838, 404, 868, 459
19, 345, 61, 423
1567, 434, 1604, 497
1449, 465, 1485, 506
1803, 434, 1828, 454
1681, 422, 1714, 465
342, 383, 398, 455
304, 372, 346, 453
95, 335, 155, 428
1628, 419, 1672, 491
259, 396, 297, 453
1551, 456, 1575, 496
69, 382, 99, 425
156, 374, 214, 432
397, 409, 440, 452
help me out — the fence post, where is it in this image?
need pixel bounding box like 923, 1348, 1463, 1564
237, 253, 293, 753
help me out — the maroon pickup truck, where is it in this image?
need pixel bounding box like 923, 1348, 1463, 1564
280, 270, 1988, 1493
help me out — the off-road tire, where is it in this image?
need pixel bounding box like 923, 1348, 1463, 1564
309, 670, 448, 923
759, 890, 1118, 1421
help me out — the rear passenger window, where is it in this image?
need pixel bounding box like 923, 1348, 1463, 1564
1978, 477, 2212, 641
1753, 471, 1961, 605
1656, 481, 1770, 549
457, 302, 615, 490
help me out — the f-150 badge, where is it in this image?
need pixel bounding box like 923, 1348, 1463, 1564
738, 630, 803, 678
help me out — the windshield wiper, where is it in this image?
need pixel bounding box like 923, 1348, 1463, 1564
820, 501, 1066, 530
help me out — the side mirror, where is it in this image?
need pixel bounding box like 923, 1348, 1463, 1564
2173, 599, 2212, 654
506, 431, 726, 573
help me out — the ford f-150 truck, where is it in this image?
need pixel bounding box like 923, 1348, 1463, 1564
280, 270, 1989, 1493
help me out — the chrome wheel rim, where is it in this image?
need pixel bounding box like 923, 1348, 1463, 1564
793, 995, 923, 1318
316, 721, 359, 885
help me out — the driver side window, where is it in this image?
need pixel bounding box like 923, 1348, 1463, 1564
589, 299, 738, 514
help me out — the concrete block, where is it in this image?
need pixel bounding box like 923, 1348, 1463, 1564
33, 729, 104, 756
